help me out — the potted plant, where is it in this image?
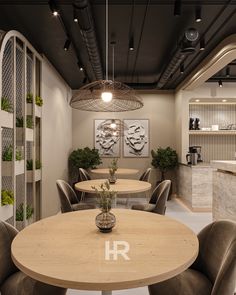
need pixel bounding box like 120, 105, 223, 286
35, 95, 43, 107
108, 158, 118, 184
68, 147, 102, 184
92, 181, 116, 233
1, 97, 13, 128
26, 93, 33, 103
2, 145, 24, 176
1, 97, 12, 112
16, 203, 34, 230
1, 189, 14, 206
151, 147, 178, 199
27, 159, 42, 182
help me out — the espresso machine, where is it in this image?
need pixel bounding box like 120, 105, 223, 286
186, 146, 203, 165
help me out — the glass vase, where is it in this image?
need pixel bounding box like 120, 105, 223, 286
108, 174, 117, 184
95, 210, 116, 233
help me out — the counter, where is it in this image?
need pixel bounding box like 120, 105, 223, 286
177, 163, 213, 211
211, 161, 236, 221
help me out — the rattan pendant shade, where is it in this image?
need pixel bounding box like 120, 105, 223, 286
70, 80, 143, 112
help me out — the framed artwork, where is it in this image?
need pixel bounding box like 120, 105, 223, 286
123, 119, 149, 157
94, 119, 121, 157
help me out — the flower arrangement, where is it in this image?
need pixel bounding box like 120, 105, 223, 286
92, 181, 116, 212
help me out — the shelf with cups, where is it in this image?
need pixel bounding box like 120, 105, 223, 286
189, 130, 236, 135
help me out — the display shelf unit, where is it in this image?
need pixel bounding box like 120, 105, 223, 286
189, 102, 236, 162
0, 31, 42, 229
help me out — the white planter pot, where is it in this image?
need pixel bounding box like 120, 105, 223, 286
16, 127, 33, 143
2, 160, 24, 176
0, 204, 13, 221
27, 103, 33, 115
35, 105, 42, 118
0, 110, 13, 128
27, 169, 41, 182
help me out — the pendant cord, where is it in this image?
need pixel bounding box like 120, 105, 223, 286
106, 0, 108, 80
112, 44, 114, 82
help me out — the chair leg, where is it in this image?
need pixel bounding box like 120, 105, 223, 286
81, 192, 85, 201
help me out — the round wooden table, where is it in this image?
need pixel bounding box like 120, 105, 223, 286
12, 209, 198, 295
74, 178, 151, 195
91, 168, 139, 176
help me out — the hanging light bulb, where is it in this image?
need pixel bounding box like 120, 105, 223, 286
101, 91, 113, 102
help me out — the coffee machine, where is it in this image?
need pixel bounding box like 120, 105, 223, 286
186, 146, 203, 165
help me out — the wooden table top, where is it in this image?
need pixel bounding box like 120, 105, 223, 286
91, 168, 139, 175
74, 179, 151, 195
12, 209, 198, 291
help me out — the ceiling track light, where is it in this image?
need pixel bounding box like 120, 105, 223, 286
174, 0, 181, 17
180, 63, 184, 74
73, 6, 78, 22
129, 36, 134, 51
49, 0, 59, 16
226, 66, 230, 77
195, 7, 202, 22
77, 61, 84, 71
64, 39, 71, 51
200, 38, 205, 51
218, 80, 223, 87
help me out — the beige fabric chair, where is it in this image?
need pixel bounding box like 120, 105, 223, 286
131, 180, 171, 215
0, 221, 67, 295
139, 168, 152, 182
56, 179, 95, 213
78, 168, 92, 200
148, 220, 236, 295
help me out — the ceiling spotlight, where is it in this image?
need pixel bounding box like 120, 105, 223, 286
49, 0, 59, 16
222, 99, 227, 102
218, 80, 223, 87
195, 99, 200, 102
174, 0, 181, 16
226, 66, 230, 77
64, 39, 71, 51
195, 7, 202, 22
200, 38, 205, 51
129, 36, 134, 51
77, 61, 84, 71
73, 6, 78, 22
180, 63, 184, 74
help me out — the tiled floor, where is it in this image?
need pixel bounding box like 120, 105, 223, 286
67, 198, 212, 295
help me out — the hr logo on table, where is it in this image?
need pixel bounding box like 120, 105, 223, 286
105, 241, 130, 261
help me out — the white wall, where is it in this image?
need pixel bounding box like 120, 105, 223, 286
41, 58, 72, 218
72, 92, 176, 186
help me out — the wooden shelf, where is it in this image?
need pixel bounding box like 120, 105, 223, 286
189, 130, 236, 135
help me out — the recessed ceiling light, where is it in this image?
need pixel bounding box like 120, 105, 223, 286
64, 39, 71, 51
218, 80, 223, 87
49, 0, 59, 16
195, 7, 202, 22
195, 99, 200, 102
174, 0, 181, 16
200, 38, 205, 51
222, 99, 227, 102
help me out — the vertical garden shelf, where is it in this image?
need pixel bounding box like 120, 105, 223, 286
0, 31, 42, 229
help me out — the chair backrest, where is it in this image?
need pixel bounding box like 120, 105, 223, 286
192, 220, 236, 295
150, 180, 171, 215
0, 221, 19, 285
79, 168, 91, 182
56, 180, 79, 213
139, 168, 151, 182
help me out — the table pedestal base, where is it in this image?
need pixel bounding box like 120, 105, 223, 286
102, 291, 112, 295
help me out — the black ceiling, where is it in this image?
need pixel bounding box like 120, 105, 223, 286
0, 0, 236, 89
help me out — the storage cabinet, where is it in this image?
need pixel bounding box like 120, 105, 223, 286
0, 31, 42, 230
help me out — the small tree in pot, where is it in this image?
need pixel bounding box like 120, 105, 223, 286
151, 147, 178, 199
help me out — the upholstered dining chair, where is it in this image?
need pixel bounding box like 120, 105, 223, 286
131, 180, 171, 215
56, 179, 95, 213
148, 220, 236, 295
0, 220, 67, 295
78, 168, 92, 200
139, 168, 152, 182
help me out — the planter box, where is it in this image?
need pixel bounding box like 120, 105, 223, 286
16, 127, 33, 143
27, 103, 42, 118
0, 204, 13, 221
0, 110, 13, 128
27, 169, 41, 182
2, 160, 24, 176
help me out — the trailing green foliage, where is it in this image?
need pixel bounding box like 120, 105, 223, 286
92, 181, 116, 212
27, 159, 41, 170
1, 97, 13, 112
151, 147, 178, 179
1, 189, 14, 206
2, 145, 23, 161
16, 203, 34, 221
69, 147, 102, 170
